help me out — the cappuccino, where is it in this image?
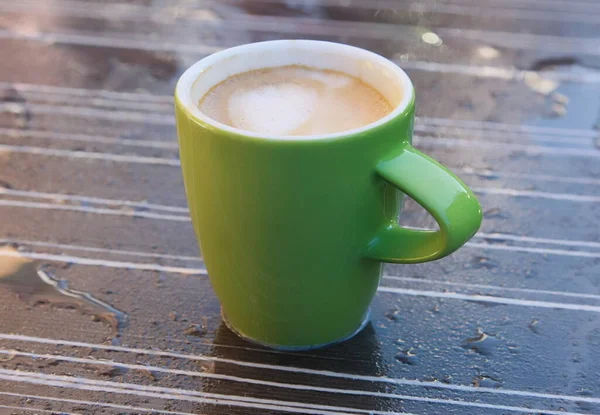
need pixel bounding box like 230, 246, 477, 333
198, 65, 393, 136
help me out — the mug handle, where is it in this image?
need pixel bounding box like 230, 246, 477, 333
365, 145, 483, 264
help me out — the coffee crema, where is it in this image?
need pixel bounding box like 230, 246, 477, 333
198, 65, 393, 136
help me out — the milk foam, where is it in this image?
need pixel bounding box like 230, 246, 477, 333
228, 83, 318, 135
198, 66, 393, 136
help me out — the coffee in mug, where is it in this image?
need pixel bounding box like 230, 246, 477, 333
198, 65, 393, 136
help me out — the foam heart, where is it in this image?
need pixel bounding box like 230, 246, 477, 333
228, 83, 318, 135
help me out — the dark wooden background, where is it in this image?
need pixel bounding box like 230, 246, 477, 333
1, 0, 600, 414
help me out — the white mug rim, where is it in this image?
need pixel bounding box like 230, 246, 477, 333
175, 40, 415, 141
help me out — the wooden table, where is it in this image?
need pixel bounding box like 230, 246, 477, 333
1, 1, 600, 414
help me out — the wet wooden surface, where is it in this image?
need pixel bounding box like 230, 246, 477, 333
1, 0, 600, 414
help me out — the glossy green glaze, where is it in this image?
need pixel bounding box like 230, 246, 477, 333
366, 146, 482, 264
175, 44, 482, 349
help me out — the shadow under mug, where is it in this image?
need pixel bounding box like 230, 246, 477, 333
175, 40, 482, 350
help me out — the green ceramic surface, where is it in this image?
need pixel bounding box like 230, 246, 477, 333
175, 47, 482, 349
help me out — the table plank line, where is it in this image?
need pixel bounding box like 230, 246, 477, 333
2, 334, 599, 404
3, 140, 599, 162
0, 369, 396, 415
0, 391, 208, 415
4, 82, 599, 138
0, 250, 599, 309
2, 238, 599, 299
0, 349, 588, 415
0, 404, 80, 415
2, 5, 600, 55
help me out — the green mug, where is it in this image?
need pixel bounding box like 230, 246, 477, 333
175, 40, 482, 350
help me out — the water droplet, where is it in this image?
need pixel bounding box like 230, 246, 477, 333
524, 72, 559, 96
0, 245, 127, 341
0, 351, 17, 362
3, 102, 32, 128
483, 208, 511, 220
552, 92, 570, 105
0, 87, 25, 103
475, 170, 500, 181
441, 375, 453, 384
184, 319, 208, 337
0, 352, 57, 369
197, 361, 216, 373
530, 57, 579, 71
140, 368, 159, 381
384, 309, 400, 321
0, 180, 13, 189
97, 365, 129, 378
507, 344, 520, 354
395, 349, 418, 365
547, 102, 567, 118
466, 256, 500, 270
421, 32, 442, 46
528, 319, 541, 334
477, 46, 500, 60
462, 329, 500, 356
472, 375, 502, 388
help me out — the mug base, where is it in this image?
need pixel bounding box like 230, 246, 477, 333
221, 308, 371, 351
